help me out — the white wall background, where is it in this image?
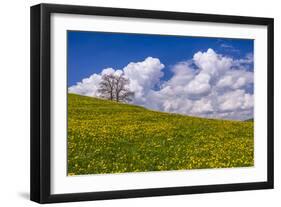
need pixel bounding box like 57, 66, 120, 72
0, 0, 279, 206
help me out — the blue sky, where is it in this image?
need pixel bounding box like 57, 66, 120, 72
67, 31, 253, 86
68, 31, 254, 120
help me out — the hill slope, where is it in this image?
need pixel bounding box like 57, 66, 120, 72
68, 94, 254, 175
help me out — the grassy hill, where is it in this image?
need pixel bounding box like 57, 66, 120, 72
67, 94, 254, 175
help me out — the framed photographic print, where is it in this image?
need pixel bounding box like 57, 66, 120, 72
30, 3, 274, 203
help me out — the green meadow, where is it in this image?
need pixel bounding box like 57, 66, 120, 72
67, 93, 254, 175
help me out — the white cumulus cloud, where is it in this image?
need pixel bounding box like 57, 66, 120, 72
123, 57, 164, 104
69, 49, 254, 120
68, 57, 164, 101
68, 73, 101, 97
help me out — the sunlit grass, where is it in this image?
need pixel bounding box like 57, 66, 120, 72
67, 94, 254, 175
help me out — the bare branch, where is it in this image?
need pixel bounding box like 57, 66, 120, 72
97, 73, 134, 103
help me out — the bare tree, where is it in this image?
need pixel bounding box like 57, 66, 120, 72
98, 73, 134, 103
97, 74, 115, 100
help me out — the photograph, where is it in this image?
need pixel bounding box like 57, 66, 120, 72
67, 31, 254, 176
30, 3, 274, 203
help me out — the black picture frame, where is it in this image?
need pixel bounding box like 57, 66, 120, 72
30, 3, 274, 204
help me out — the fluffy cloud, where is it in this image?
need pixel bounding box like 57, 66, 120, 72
123, 57, 164, 104
69, 49, 254, 120
69, 57, 164, 100
68, 73, 101, 96
216, 70, 253, 90
185, 73, 211, 96
193, 48, 233, 79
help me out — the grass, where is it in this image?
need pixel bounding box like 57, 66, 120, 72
67, 93, 254, 175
